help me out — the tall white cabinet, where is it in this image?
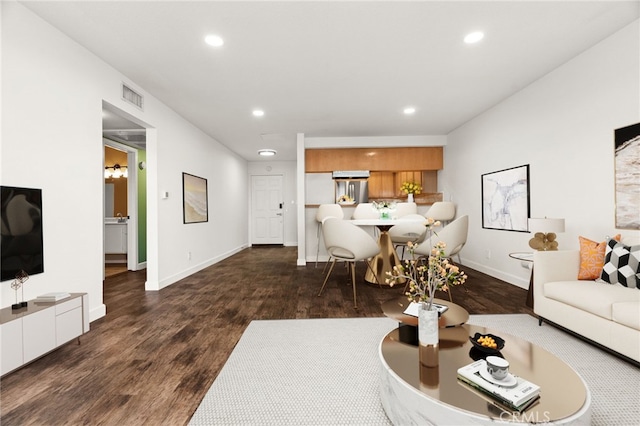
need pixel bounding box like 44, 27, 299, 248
0, 293, 89, 376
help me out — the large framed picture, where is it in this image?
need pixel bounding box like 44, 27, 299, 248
182, 173, 208, 224
614, 122, 640, 230
481, 165, 530, 232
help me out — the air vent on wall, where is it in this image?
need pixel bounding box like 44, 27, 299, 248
122, 83, 144, 110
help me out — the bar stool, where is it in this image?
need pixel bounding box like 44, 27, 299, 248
315, 204, 344, 267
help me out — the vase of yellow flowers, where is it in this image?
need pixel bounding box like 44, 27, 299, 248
400, 181, 422, 203
386, 225, 467, 366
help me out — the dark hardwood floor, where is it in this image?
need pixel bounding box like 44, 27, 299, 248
0, 246, 531, 425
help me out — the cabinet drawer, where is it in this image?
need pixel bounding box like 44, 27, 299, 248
56, 297, 81, 315
56, 307, 82, 345
23, 308, 56, 363
1, 320, 23, 375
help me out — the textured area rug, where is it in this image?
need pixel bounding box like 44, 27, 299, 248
189, 315, 640, 425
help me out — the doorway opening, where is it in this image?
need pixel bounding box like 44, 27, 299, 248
102, 103, 147, 280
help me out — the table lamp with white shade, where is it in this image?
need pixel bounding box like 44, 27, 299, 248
528, 218, 565, 251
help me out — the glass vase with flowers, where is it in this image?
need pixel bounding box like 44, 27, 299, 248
386, 221, 467, 366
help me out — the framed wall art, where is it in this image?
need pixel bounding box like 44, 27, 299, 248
614, 122, 640, 230
481, 164, 530, 232
182, 173, 208, 224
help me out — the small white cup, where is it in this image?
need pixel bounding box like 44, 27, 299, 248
486, 356, 509, 380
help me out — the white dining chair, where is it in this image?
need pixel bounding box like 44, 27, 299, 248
389, 214, 428, 259
317, 217, 380, 309
414, 215, 469, 302
425, 201, 456, 226
416, 215, 468, 262
394, 202, 418, 218
351, 202, 380, 237
352, 203, 379, 219
315, 204, 344, 267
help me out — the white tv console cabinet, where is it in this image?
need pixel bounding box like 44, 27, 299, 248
0, 293, 89, 376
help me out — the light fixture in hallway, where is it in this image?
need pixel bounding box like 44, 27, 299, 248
105, 164, 128, 178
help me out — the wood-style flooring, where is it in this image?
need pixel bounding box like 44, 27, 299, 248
0, 246, 531, 425
104, 264, 128, 278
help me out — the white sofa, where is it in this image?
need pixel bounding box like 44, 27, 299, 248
533, 250, 640, 364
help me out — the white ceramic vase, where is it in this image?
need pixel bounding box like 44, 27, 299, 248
408, 193, 414, 203
418, 302, 439, 366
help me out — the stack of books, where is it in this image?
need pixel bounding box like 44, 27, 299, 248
403, 302, 449, 317
457, 359, 540, 412
34, 292, 71, 303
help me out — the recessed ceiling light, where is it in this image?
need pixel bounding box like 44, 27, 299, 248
205, 34, 224, 47
464, 32, 484, 44
403, 107, 416, 115
252, 110, 265, 117
258, 149, 276, 157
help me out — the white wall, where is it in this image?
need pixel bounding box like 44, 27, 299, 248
442, 20, 640, 288
247, 161, 297, 246
1, 2, 249, 319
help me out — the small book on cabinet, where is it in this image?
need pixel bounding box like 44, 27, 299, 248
34, 292, 71, 302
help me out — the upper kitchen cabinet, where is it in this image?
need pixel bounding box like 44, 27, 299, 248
305, 147, 443, 172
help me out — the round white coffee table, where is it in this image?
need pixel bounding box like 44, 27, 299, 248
379, 323, 591, 425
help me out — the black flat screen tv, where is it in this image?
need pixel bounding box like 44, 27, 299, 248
1, 186, 44, 282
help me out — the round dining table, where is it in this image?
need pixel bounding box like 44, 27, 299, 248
350, 217, 425, 286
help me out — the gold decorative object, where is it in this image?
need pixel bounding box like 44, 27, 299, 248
528, 218, 565, 251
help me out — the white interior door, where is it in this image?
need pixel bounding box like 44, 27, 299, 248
251, 175, 284, 245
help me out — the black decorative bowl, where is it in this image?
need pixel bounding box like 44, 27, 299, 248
469, 332, 505, 354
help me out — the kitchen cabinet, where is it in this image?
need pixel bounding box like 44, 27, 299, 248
305, 147, 443, 172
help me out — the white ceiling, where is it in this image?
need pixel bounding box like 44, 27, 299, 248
21, 0, 640, 161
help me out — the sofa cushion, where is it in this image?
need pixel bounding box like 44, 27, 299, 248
543, 280, 640, 320
578, 235, 620, 280
600, 239, 640, 289
612, 302, 640, 331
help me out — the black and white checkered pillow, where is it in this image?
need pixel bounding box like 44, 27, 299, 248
600, 239, 640, 289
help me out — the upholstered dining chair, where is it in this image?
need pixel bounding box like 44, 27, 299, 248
424, 201, 456, 226
413, 215, 469, 301
416, 215, 468, 262
315, 204, 344, 267
317, 217, 380, 309
352, 203, 379, 219
351, 202, 380, 237
389, 214, 427, 259
393, 202, 418, 218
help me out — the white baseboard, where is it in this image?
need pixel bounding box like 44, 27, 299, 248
146, 244, 249, 291
90, 303, 107, 322
462, 259, 529, 289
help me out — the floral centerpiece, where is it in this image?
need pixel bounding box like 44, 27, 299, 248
385, 219, 467, 367
400, 181, 422, 195
385, 219, 467, 309
372, 200, 397, 219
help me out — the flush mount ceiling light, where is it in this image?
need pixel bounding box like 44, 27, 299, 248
403, 107, 416, 115
464, 31, 484, 44
258, 149, 277, 157
252, 109, 265, 117
204, 34, 224, 47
